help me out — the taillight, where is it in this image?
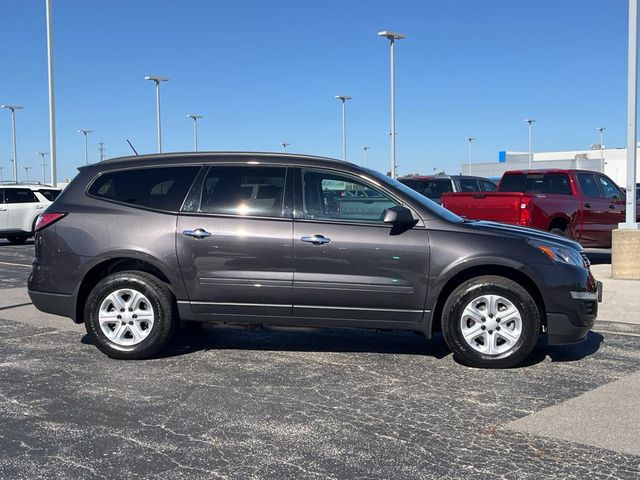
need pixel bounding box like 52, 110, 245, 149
35, 212, 67, 232
518, 198, 532, 226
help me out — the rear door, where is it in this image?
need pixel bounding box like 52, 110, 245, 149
176, 165, 294, 317
291, 168, 429, 324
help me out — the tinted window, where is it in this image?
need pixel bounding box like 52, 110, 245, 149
4, 188, 39, 204
543, 173, 572, 195
577, 173, 599, 198
458, 178, 480, 192
499, 174, 525, 192
597, 175, 621, 200
480, 180, 497, 192
302, 169, 397, 223
88, 166, 200, 211
199, 166, 286, 217
38, 189, 61, 201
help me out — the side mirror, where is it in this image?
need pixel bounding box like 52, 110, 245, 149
383, 206, 415, 226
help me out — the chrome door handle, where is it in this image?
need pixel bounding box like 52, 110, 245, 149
301, 234, 331, 245
183, 228, 212, 239
584, 202, 592, 209
0, 207, 6, 211
35, 205, 44, 209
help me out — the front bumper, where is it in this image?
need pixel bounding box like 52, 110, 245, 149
546, 280, 602, 345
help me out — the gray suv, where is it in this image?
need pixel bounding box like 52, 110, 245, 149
28, 153, 601, 368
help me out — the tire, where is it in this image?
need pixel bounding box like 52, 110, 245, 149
549, 227, 567, 238
441, 275, 540, 368
6, 235, 28, 245
84, 271, 177, 360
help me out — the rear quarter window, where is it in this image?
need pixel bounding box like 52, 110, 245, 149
499, 174, 525, 192
88, 166, 200, 211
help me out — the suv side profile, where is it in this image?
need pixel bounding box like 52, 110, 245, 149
0, 184, 61, 244
29, 153, 601, 368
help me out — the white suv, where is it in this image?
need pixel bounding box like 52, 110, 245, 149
0, 184, 62, 244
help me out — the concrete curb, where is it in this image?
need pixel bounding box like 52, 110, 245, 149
593, 320, 640, 336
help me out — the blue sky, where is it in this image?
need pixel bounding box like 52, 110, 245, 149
0, 0, 629, 181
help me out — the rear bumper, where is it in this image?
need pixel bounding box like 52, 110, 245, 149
27, 289, 76, 321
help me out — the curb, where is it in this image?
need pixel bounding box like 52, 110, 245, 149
593, 320, 640, 336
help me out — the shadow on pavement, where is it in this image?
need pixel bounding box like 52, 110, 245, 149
520, 331, 604, 367
584, 250, 611, 265
0, 239, 34, 247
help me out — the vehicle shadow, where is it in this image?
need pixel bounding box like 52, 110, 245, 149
584, 249, 611, 265
0, 239, 34, 246
518, 331, 604, 367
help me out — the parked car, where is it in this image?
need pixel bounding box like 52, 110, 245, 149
441, 169, 640, 248
0, 184, 62, 244
399, 175, 497, 204
29, 153, 601, 368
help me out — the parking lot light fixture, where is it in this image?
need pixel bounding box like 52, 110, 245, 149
78, 129, 93, 165
378, 31, 406, 179
37, 152, 49, 184
597, 127, 606, 173
145, 76, 170, 152
335, 95, 352, 161
1, 104, 24, 182
525, 119, 536, 169
186, 114, 204, 152
281, 142, 290, 152
466, 137, 476, 174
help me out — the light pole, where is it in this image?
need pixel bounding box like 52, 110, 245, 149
379, 31, 406, 179
78, 129, 93, 165
46, 0, 57, 187
525, 119, 536, 169
335, 95, 352, 160
1, 104, 24, 183
362, 146, 370, 167
281, 142, 290, 152
187, 114, 203, 151
466, 137, 476, 174
37, 152, 49, 184
597, 127, 606, 173
0, 167, 3, 183
145, 75, 170, 152
22, 166, 32, 183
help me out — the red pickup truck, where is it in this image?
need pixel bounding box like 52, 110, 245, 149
441, 169, 639, 248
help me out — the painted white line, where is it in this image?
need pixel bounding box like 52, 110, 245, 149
0, 261, 31, 268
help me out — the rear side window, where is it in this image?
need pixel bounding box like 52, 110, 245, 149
198, 166, 287, 217
4, 188, 39, 204
543, 173, 572, 195
458, 178, 480, 192
88, 166, 200, 211
499, 174, 525, 192
577, 173, 599, 198
38, 189, 61, 201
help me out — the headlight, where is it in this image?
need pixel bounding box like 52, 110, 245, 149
528, 239, 585, 267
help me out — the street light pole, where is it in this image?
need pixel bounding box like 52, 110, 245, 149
78, 129, 93, 165
597, 127, 606, 173
1, 104, 24, 183
466, 137, 475, 174
335, 95, 352, 160
145, 76, 170, 152
379, 31, 406, 179
187, 114, 203, 152
46, 0, 57, 187
22, 166, 32, 183
525, 119, 536, 169
0, 167, 4, 183
362, 146, 370, 167
281, 143, 290, 152
37, 152, 49, 184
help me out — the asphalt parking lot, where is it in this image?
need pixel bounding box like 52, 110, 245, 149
1, 240, 639, 479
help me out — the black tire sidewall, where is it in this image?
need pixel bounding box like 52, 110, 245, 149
7, 235, 28, 244
84, 271, 175, 359
442, 276, 540, 368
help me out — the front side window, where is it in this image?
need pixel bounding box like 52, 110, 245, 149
597, 175, 622, 200
88, 166, 200, 211
577, 173, 600, 199
301, 169, 397, 223
199, 166, 287, 217
4, 188, 39, 204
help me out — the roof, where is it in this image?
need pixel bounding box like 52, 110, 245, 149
0, 183, 60, 190
503, 168, 601, 175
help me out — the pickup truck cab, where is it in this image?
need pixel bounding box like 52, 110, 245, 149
399, 175, 497, 204
441, 169, 638, 248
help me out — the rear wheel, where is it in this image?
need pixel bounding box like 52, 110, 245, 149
441, 275, 540, 368
84, 271, 177, 359
549, 226, 567, 238
6, 235, 28, 245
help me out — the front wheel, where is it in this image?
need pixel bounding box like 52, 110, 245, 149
6, 235, 29, 245
441, 275, 540, 368
84, 271, 177, 359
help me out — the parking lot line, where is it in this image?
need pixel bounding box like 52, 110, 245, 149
0, 261, 31, 268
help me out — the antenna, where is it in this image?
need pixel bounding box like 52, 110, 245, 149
126, 139, 139, 156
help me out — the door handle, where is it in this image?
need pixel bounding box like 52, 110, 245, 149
301, 234, 331, 245
609, 204, 616, 209
0, 207, 6, 211
584, 202, 592, 209
183, 228, 212, 239
35, 205, 44, 209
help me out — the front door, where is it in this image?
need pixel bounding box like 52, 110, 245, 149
292, 168, 430, 324
595, 174, 625, 247
575, 173, 608, 246
177, 165, 294, 317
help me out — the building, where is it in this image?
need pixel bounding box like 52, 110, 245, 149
462, 147, 640, 187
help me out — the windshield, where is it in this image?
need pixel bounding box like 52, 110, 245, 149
367, 170, 463, 223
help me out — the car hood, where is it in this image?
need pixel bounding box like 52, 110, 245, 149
465, 220, 583, 251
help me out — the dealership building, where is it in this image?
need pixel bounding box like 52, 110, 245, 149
461, 147, 640, 187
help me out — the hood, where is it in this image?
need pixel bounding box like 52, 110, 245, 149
464, 220, 583, 251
